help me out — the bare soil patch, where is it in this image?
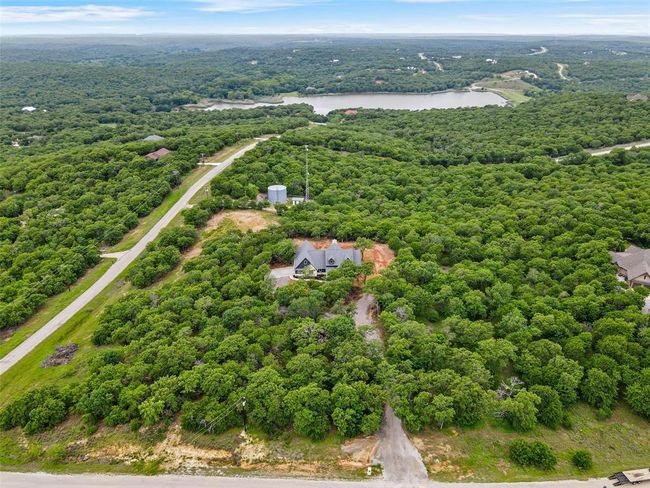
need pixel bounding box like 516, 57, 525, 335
206, 210, 278, 233
183, 210, 279, 261
341, 435, 380, 465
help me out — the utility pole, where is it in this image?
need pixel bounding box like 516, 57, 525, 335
304, 145, 309, 202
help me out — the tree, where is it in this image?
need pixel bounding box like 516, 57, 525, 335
331, 382, 383, 438
430, 394, 455, 429
285, 384, 331, 440
625, 369, 650, 419
450, 377, 486, 426
530, 385, 563, 429
502, 390, 541, 431
478, 338, 517, 376
581, 368, 618, 416
244, 367, 289, 435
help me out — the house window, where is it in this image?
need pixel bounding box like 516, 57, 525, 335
328, 258, 335, 265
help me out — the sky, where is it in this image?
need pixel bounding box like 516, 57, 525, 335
1, 0, 648, 36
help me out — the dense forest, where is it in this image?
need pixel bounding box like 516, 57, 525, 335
1, 36, 648, 114
0, 105, 315, 329
1, 35, 649, 476
3, 119, 649, 441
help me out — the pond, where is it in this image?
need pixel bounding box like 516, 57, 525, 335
205, 90, 507, 115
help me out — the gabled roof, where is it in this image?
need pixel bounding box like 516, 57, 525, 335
144, 148, 171, 160
143, 134, 164, 141
611, 245, 650, 280
294, 240, 362, 271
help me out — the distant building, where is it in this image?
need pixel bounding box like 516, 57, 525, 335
344, 109, 358, 116
21, 106, 36, 112
626, 93, 648, 102
268, 185, 287, 204
290, 197, 305, 206
610, 245, 650, 288
143, 134, 164, 141
293, 240, 362, 277
144, 148, 171, 160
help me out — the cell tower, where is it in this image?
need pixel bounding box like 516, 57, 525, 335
304, 145, 310, 201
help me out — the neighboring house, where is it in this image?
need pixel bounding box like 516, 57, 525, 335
610, 245, 650, 288
144, 148, 171, 160
143, 134, 164, 141
294, 240, 362, 277
626, 93, 648, 102
21, 106, 36, 112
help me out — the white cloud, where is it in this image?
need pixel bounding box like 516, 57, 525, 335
0, 4, 152, 23
194, 0, 322, 12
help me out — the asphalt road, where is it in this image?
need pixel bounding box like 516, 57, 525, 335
0, 472, 613, 488
0, 138, 269, 376
555, 139, 650, 161
375, 405, 428, 483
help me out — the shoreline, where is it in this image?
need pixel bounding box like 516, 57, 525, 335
185, 88, 508, 111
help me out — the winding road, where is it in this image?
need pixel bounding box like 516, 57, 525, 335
0, 137, 270, 376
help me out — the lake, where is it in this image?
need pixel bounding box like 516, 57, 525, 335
205, 91, 507, 115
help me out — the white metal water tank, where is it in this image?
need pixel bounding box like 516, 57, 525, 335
268, 184, 287, 204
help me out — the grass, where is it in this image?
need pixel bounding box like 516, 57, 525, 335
0, 259, 114, 360
473, 77, 540, 105
413, 403, 650, 481
0, 268, 133, 410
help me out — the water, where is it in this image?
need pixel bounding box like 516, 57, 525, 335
205, 91, 507, 115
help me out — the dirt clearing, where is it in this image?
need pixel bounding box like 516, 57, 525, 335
206, 210, 279, 233
183, 210, 279, 261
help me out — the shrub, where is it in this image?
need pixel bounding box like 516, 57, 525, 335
45, 443, 66, 463
509, 440, 557, 470
571, 449, 593, 470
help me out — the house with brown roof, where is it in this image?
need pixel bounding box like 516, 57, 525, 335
611, 245, 650, 288
144, 148, 171, 160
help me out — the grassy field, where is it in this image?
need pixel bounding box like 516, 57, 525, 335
0, 267, 133, 410
473, 77, 540, 105
0, 259, 114, 360
413, 403, 649, 481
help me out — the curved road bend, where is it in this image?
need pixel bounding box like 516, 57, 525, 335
0, 472, 611, 488
0, 138, 270, 376
555, 139, 650, 162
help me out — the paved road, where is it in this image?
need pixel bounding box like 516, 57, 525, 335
354, 293, 381, 341
375, 405, 428, 484
0, 138, 269, 376
555, 139, 650, 162
586, 140, 650, 156
353, 294, 424, 482
0, 471, 612, 488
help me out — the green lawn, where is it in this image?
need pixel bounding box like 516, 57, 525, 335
413, 403, 650, 481
0, 269, 133, 410
473, 77, 540, 105
0, 259, 114, 360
